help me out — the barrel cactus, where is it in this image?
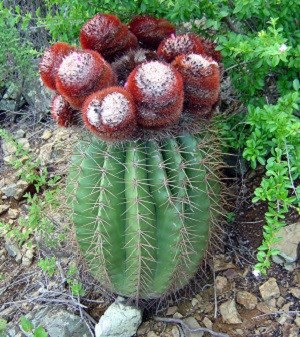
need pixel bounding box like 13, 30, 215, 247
39, 13, 222, 300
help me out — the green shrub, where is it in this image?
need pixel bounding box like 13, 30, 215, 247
0, 4, 39, 96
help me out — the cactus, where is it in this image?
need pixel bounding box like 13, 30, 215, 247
69, 132, 220, 299
128, 15, 176, 49
39, 13, 223, 300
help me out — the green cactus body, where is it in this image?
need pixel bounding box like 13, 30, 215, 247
69, 132, 220, 299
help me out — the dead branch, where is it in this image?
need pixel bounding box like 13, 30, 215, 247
154, 316, 230, 337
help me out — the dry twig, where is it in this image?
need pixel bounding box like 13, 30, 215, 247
154, 316, 230, 337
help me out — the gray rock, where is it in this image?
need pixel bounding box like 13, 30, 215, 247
3, 83, 20, 100
272, 222, 300, 267
219, 299, 242, 324
95, 297, 142, 337
166, 306, 178, 316
0, 204, 9, 215
14, 129, 26, 139
259, 278, 280, 301
2, 140, 17, 156
1, 180, 29, 200
17, 138, 30, 152
27, 306, 92, 337
4, 238, 22, 262
23, 75, 52, 114
0, 99, 18, 111
183, 317, 204, 337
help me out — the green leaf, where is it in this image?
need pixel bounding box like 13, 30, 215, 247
293, 79, 300, 91
34, 326, 48, 337
20, 316, 33, 333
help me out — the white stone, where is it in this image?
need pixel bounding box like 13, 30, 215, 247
95, 297, 142, 337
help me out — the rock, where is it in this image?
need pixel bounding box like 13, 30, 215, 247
171, 326, 180, 337
137, 322, 150, 335
18, 306, 92, 337
259, 278, 280, 301
289, 287, 300, 299
7, 208, 19, 219
256, 302, 277, 314
14, 129, 26, 139
2, 140, 17, 156
173, 312, 183, 319
17, 138, 30, 151
266, 298, 277, 308
235, 329, 243, 335
0, 204, 9, 215
1, 180, 29, 200
23, 73, 52, 114
277, 315, 288, 325
183, 317, 204, 337
3, 155, 17, 164
282, 323, 299, 337
22, 250, 34, 266
41, 130, 53, 140
147, 332, 158, 337
282, 302, 293, 312
236, 291, 257, 310
215, 276, 228, 293
191, 298, 199, 307
295, 316, 300, 327
276, 296, 285, 308
0, 99, 18, 112
95, 297, 142, 337
4, 238, 22, 262
213, 255, 236, 272
202, 317, 213, 329
166, 306, 178, 316
219, 299, 242, 324
14, 180, 30, 200
272, 222, 300, 266
38, 143, 54, 165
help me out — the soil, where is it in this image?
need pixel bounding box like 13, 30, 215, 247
0, 107, 299, 337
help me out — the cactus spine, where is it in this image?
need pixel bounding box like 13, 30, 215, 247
69, 132, 219, 299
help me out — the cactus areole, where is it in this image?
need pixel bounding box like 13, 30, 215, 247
39, 13, 222, 299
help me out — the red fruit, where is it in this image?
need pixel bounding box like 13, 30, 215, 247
82, 87, 137, 141
112, 49, 159, 86
126, 61, 184, 128
157, 34, 205, 62
51, 95, 77, 127
55, 49, 116, 109
136, 96, 183, 128
80, 14, 137, 60
39, 42, 75, 90
129, 15, 175, 48
172, 53, 220, 110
